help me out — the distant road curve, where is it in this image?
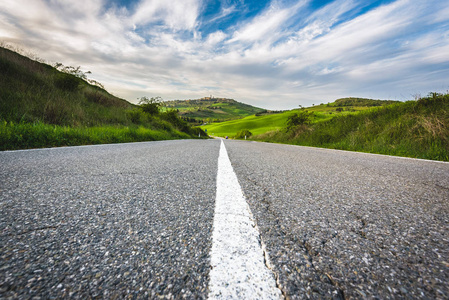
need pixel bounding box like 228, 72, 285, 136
1, 139, 448, 299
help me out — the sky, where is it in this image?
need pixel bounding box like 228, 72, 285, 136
1, 0, 449, 109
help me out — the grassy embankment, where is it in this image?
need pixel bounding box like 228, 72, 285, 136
0, 46, 206, 150
0, 122, 194, 150
203, 96, 449, 161
258, 95, 449, 161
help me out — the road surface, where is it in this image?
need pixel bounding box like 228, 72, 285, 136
1, 139, 448, 299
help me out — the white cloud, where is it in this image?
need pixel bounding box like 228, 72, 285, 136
205, 4, 237, 24
269, 1, 435, 79
228, 1, 307, 45
132, 0, 200, 31
0, 0, 448, 109
205, 31, 227, 47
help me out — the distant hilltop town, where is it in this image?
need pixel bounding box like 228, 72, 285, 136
165, 97, 237, 107
199, 95, 231, 101
162, 96, 265, 124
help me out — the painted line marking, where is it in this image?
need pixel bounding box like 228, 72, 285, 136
208, 140, 283, 299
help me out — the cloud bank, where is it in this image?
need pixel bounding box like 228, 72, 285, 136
1, 0, 448, 109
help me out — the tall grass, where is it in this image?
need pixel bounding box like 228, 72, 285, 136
0, 46, 133, 126
255, 94, 449, 161
0, 46, 207, 150
0, 121, 194, 151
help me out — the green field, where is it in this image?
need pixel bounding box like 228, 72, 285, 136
4, 44, 446, 160
202, 102, 375, 137
203, 111, 291, 137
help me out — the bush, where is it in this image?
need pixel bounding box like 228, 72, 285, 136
191, 127, 208, 137
161, 109, 190, 132
139, 96, 162, 115
126, 109, 143, 124
286, 110, 314, 131
235, 129, 252, 139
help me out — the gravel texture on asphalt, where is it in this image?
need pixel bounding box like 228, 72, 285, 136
224, 140, 449, 300
0, 140, 220, 299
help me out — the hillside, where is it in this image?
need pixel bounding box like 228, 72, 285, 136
257, 94, 449, 161
331, 97, 400, 107
202, 111, 292, 137
164, 97, 265, 122
202, 95, 448, 161
202, 98, 396, 137
0, 46, 206, 150
0, 46, 135, 126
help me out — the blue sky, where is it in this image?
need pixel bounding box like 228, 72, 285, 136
1, 0, 448, 109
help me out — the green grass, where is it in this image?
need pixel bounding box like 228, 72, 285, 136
201, 103, 372, 137
255, 94, 449, 161
0, 121, 194, 151
0, 46, 207, 150
203, 94, 448, 161
0, 46, 134, 126
202, 111, 293, 137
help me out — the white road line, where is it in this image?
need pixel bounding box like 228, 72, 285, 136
208, 140, 283, 299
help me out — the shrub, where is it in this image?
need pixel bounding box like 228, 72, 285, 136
191, 127, 208, 137
235, 129, 252, 139
286, 110, 314, 131
126, 109, 143, 124
161, 109, 190, 132
139, 96, 162, 115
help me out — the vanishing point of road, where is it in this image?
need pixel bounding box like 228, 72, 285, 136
1, 139, 448, 299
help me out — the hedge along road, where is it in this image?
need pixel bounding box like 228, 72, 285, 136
1, 139, 448, 299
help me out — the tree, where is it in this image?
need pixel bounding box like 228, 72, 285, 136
286, 110, 314, 131
54, 63, 104, 89
139, 96, 162, 115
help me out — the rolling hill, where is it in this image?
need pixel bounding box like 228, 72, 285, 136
202, 98, 398, 137
164, 97, 265, 122
202, 95, 449, 161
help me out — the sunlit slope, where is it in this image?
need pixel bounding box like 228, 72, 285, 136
202, 100, 384, 138
203, 111, 292, 137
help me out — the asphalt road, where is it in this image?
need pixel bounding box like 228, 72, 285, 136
225, 140, 449, 299
1, 139, 448, 299
1, 140, 220, 299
